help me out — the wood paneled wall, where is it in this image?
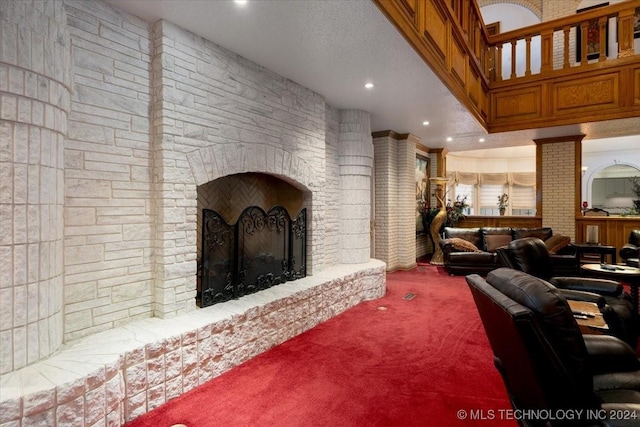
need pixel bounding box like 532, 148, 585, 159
489, 62, 640, 133
455, 216, 542, 229
575, 217, 640, 253
372, 0, 490, 129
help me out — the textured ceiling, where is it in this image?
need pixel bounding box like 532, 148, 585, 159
103, 0, 639, 152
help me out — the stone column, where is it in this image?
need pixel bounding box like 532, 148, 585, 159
338, 110, 373, 263
0, 0, 70, 373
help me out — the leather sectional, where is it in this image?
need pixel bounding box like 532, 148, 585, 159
439, 226, 577, 276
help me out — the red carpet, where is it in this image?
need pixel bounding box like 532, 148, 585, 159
125, 263, 516, 427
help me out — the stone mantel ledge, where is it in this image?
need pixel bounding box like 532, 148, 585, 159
0, 260, 386, 426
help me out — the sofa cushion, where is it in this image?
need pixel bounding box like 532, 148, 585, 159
482, 228, 513, 252
486, 235, 512, 252
443, 227, 482, 249
512, 227, 553, 241
449, 251, 495, 264
545, 234, 571, 254
449, 237, 482, 252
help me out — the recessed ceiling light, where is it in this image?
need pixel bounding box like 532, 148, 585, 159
422, 121, 430, 126
235, 0, 248, 5
479, 138, 485, 142
364, 82, 374, 89
446, 137, 453, 142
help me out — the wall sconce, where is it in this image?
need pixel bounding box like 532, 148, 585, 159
581, 166, 588, 176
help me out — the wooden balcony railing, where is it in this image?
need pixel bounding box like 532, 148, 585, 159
372, 0, 640, 134
488, 1, 639, 82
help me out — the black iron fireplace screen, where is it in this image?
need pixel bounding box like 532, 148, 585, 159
197, 206, 306, 308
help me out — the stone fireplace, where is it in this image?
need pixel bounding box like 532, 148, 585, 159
0, 2, 386, 426
196, 173, 308, 307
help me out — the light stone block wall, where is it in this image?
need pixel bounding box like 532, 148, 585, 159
2, 0, 379, 379
541, 141, 576, 239
64, 0, 154, 343
324, 105, 341, 266
338, 110, 373, 264
151, 19, 338, 318
0, 0, 70, 374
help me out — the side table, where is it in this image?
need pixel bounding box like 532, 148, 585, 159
580, 264, 640, 314
573, 243, 616, 265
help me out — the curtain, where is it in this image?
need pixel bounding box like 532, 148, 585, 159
448, 171, 478, 185
509, 172, 536, 186
479, 172, 508, 186
447, 171, 536, 187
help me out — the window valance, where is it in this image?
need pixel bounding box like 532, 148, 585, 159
447, 171, 536, 187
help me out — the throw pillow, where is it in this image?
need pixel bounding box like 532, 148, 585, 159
544, 234, 571, 254
449, 237, 482, 252
485, 234, 512, 252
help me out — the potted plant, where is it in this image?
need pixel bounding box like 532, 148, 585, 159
446, 195, 468, 227
497, 193, 509, 216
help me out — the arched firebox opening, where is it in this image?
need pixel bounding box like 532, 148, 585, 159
196, 173, 307, 308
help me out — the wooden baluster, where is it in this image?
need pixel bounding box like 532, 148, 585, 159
496, 44, 503, 81
598, 16, 607, 61
510, 39, 517, 79
525, 35, 532, 76
486, 45, 495, 82
540, 29, 553, 74
485, 45, 491, 81
580, 21, 589, 65
484, 47, 490, 81
617, 7, 635, 58
563, 26, 570, 69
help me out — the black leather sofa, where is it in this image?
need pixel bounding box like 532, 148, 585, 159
439, 226, 577, 276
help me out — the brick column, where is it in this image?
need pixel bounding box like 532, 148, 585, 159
372, 131, 419, 270
396, 135, 418, 269
535, 135, 584, 241
0, 0, 70, 373
373, 132, 399, 269
338, 110, 373, 263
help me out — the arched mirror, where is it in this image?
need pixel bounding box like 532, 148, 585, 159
590, 165, 640, 214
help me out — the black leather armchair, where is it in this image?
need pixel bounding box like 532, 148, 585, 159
497, 237, 636, 346
621, 230, 640, 268
466, 268, 640, 427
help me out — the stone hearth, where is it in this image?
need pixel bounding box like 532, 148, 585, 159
0, 261, 385, 425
